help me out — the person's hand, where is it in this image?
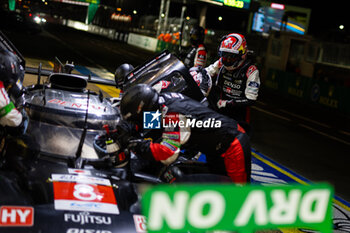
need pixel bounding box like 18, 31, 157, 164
112, 120, 137, 148
217, 99, 234, 108
217, 99, 228, 108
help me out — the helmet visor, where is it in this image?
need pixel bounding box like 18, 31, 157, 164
220, 52, 242, 67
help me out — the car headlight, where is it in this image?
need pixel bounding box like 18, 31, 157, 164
34, 16, 41, 24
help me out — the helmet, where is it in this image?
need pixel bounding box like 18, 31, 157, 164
114, 63, 134, 89
190, 26, 205, 46
218, 33, 247, 70
189, 67, 212, 97
93, 133, 129, 168
0, 48, 24, 99
120, 84, 159, 125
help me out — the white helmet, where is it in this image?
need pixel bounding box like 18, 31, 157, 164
218, 33, 247, 70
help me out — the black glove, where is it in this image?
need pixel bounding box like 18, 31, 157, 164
114, 120, 138, 149
127, 138, 156, 162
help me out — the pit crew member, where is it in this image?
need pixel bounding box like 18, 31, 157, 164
118, 84, 251, 183
0, 48, 27, 138
182, 25, 207, 68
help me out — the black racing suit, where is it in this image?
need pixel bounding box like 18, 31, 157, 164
130, 92, 251, 183
207, 58, 260, 134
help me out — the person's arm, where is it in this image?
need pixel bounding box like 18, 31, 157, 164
0, 81, 23, 128
205, 60, 220, 78
194, 45, 207, 68
131, 113, 191, 165
245, 65, 260, 101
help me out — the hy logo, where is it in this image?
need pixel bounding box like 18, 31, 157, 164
143, 110, 161, 129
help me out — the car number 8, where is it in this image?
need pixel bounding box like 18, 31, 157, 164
73, 184, 97, 201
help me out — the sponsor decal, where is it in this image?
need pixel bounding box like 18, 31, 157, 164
52, 174, 119, 214
159, 81, 170, 89
222, 37, 235, 49
68, 169, 92, 176
288, 86, 303, 98
248, 81, 260, 88
310, 84, 320, 102
64, 212, 112, 225
246, 65, 257, 77
163, 93, 184, 100
224, 80, 241, 89
48, 99, 103, 111
142, 184, 333, 233
133, 215, 147, 233
66, 228, 112, 233
319, 96, 338, 109
52, 174, 111, 186
162, 132, 180, 140
0, 206, 34, 226
161, 140, 178, 152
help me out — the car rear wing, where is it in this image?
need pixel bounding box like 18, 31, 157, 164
25, 65, 116, 86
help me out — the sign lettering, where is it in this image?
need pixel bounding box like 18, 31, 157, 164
0, 206, 34, 226
142, 184, 333, 233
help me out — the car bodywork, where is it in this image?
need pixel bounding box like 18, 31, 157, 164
0, 31, 220, 232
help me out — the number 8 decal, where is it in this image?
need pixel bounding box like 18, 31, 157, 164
73, 184, 97, 201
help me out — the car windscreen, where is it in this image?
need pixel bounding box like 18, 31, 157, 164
26, 120, 102, 159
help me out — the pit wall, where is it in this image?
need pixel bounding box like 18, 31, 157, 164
265, 68, 350, 115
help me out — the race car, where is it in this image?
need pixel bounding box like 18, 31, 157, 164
0, 31, 228, 232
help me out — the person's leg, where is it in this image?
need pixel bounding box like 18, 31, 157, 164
221, 133, 251, 183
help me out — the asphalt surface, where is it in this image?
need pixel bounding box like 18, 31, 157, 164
2, 24, 350, 202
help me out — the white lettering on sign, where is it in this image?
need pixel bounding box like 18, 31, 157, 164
0, 206, 34, 226
148, 191, 225, 230
187, 191, 225, 229
299, 190, 330, 222
269, 190, 300, 224
234, 189, 331, 226
234, 190, 268, 226
148, 191, 188, 230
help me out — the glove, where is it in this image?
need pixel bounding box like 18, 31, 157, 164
217, 99, 234, 109
115, 120, 138, 149
217, 99, 227, 108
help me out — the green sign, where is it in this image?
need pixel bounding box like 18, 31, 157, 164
8, 0, 15, 11
213, 0, 251, 9
78, 0, 99, 4
142, 184, 333, 233
86, 3, 99, 24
